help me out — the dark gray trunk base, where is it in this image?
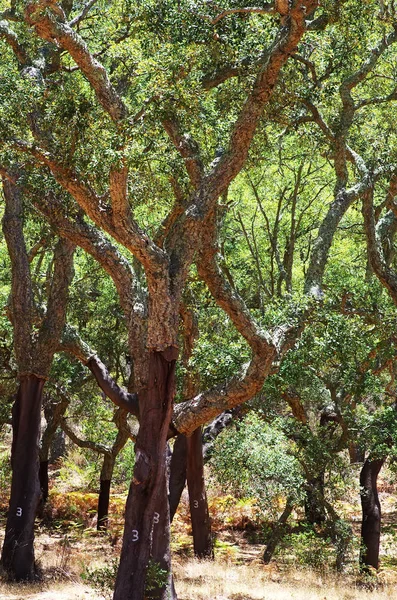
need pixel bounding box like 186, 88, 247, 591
39, 460, 49, 505
187, 427, 213, 559
360, 457, 385, 572
1, 375, 44, 581
97, 479, 111, 532
37, 460, 49, 518
169, 434, 187, 523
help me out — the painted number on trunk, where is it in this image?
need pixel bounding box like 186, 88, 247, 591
132, 530, 139, 542
193, 500, 199, 509
16, 507, 23, 517
153, 512, 160, 524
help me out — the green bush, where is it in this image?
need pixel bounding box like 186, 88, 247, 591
82, 558, 119, 600
277, 528, 333, 570
210, 414, 304, 515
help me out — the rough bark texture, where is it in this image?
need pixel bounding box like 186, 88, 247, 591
186, 427, 213, 558
1, 375, 44, 580
363, 188, 397, 304
1, 176, 75, 581
113, 348, 177, 600
360, 457, 385, 571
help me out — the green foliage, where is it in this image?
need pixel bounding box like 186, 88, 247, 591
0, 445, 11, 506
82, 558, 119, 600
210, 414, 305, 512
58, 447, 99, 492
144, 559, 169, 599
277, 527, 334, 570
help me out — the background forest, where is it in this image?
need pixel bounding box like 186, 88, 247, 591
2, 0, 397, 599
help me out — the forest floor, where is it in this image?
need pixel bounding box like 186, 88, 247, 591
1, 467, 397, 599
1, 554, 397, 600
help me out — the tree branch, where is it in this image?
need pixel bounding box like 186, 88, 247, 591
0, 19, 29, 64
206, 0, 317, 201
59, 325, 140, 417
25, 0, 127, 122
61, 417, 111, 454
2, 174, 34, 374
363, 186, 397, 304
35, 237, 75, 375
162, 118, 204, 188
173, 351, 275, 435
69, 0, 99, 27
210, 5, 275, 24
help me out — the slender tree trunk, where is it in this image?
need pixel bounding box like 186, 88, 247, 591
38, 393, 70, 514
263, 499, 293, 564
186, 427, 213, 558
169, 434, 187, 522
97, 454, 115, 532
113, 348, 178, 600
1, 375, 44, 581
49, 428, 66, 463
38, 460, 49, 506
305, 474, 326, 525
359, 457, 385, 572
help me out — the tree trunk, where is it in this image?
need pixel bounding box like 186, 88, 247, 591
49, 428, 66, 463
169, 434, 187, 522
186, 427, 213, 558
97, 453, 115, 532
359, 457, 385, 572
97, 480, 112, 532
113, 348, 178, 600
1, 375, 44, 581
305, 474, 326, 525
349, 443, 365, 464
151, 463, 177, 600
39, 460, 49, 506
263, 499, 293, 564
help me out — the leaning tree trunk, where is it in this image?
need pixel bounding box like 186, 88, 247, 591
186, 427, 213, 558
359, 457, 385, 572
263, 498, 293, 564
113, 348, 178, 600
1, 375, 44, 581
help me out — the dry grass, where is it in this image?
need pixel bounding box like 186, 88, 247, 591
174, 559, 397, 600
2, 558, 397, 600
0, 580, 97, 600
